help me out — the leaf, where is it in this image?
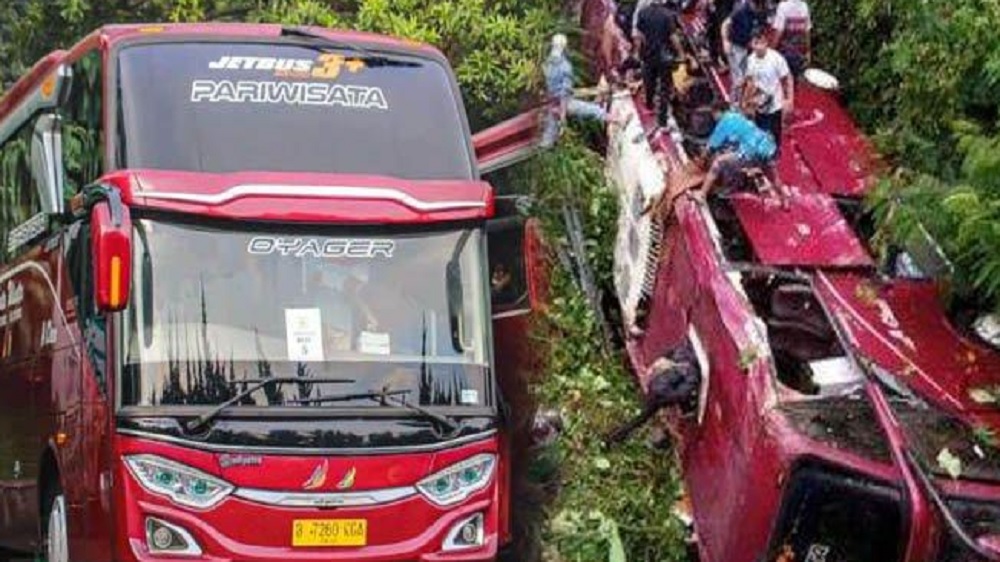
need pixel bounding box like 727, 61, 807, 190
973, 426, 999, 449
607, 518, 626, 562
937, 447, 963, 479
969, 387, 998, 404
738, 346, 759, 370
593, 456, 611, 471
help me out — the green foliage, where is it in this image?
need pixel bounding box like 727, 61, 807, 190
0, 3, 688, 559
354, 0, 562, 126
815, 1, 1000, 310
494, 135, 688, 561
0, 0, 560, 128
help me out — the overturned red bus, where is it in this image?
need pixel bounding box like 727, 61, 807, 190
0, 23, 543, 562
578, 0, 1000, 560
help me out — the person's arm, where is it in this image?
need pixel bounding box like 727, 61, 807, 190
781, 72, 795, 116
707, 117, 729, 152
721, 16, 732, 55
632, 0, 650, 37
671, 31, 687, 63
805, 9, 813, 64
772, 4, 786, 47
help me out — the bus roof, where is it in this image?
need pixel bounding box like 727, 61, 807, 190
97, 23, 441, 57
0, 23, 443, 128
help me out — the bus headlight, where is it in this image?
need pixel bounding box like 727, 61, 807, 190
417, 454, 496, 506
125, 455, 234, 509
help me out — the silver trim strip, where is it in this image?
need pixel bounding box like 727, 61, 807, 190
234, 486, 416, 508
0, 259, 79, 351
491, 308, 531, 320
116, 428, 498, 456
136, 184, 487, 212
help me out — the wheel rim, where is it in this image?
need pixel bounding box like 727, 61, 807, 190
46, 495, 68, 562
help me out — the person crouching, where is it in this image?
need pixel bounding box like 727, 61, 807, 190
692, 102, 789, 209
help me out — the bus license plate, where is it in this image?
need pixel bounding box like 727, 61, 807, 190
292, 519, 367, 547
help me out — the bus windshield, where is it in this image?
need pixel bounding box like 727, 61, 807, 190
119, 218, 491, 410
115, 41, 473, 179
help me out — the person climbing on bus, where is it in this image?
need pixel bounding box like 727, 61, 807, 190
692, 102, 789, 208
744, 27, 794, 151
634, 0, 689, 127
772, 0, 811, 77
541, 33, 616, 148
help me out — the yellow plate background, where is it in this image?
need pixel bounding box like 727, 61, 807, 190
292, 519, 368, 547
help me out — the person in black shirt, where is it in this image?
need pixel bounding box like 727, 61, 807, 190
635, 0, 686, 127
722, 0, 767, 102
707, 0, 738, 64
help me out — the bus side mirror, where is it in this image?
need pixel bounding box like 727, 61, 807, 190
30, 112, 66, 216
91, 200, 132, 312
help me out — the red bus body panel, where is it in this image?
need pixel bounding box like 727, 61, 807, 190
581, 0, 1000, 560
0, 22, 532, 562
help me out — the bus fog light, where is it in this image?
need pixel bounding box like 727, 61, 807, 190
145, 518, 202, 556
442, 513, 484, 551
151, 525, 173, 550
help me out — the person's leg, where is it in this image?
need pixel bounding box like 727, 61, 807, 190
698, 152, 738, 198
761, 159, 790, 209
540, 110, 562, 148
755, 111, 781, 151
642, 56, 658, 110
772, 110, 784, 148
728, 44, 748, 103
567, 98, 608, 122
657, 61, 672, 127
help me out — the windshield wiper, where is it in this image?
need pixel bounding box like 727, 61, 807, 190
290, 386, 461, 436
185, 376, 356, 432
280, 26, 385, 62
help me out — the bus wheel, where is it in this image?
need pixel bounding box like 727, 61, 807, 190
43, 490, 69, 562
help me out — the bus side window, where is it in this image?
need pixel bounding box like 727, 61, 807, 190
61, 50, 104, 194
0, 118, 43, 263
65, 220, 106, 392
487, 217, 530, 314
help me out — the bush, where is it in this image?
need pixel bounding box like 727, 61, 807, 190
814, 0, 1000, 310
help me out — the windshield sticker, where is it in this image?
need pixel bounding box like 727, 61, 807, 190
460, 389, 479, 405
247, 237, 395, 259
285, 308, 325, 362
208, 54, 366, 81
190, 80, 388, 110
359, 331, 391, 355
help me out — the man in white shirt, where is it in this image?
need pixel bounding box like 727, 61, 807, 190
743, 28, 794, 152
772, 0, 811, 76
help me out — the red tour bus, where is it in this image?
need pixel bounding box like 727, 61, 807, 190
0, 23, 543, 562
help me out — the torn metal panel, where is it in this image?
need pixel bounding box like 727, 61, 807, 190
776, 85, 877, 197
472, 106, 546, 175
729, 192, 874, 267
607, 92, 668, 327
816, 272, 1000, 415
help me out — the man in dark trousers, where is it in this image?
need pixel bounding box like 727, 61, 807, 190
635, 0, 686, 127
707, 0, 739, 65
722, 0, 767, 103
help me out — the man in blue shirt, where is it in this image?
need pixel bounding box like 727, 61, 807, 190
693, 103, 787, 206
541, 33, 612, 148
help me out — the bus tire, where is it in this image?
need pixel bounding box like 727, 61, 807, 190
41, 486, 68, 562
